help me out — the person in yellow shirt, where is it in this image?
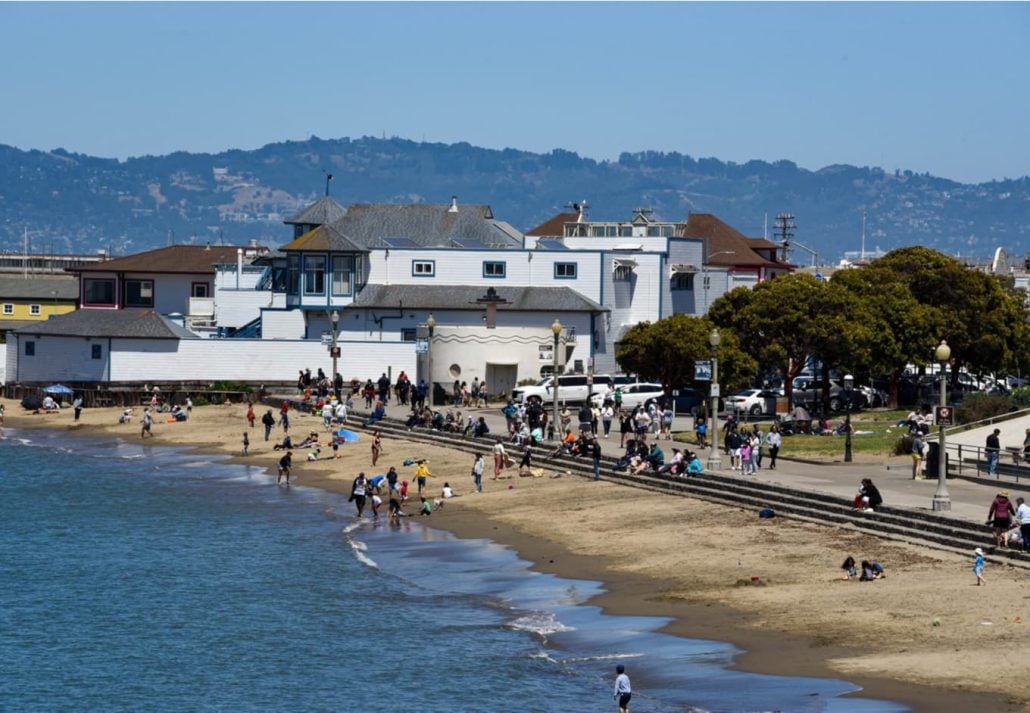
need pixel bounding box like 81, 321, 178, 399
415, 459, 433, 496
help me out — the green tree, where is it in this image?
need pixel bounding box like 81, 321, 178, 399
615, 314, 756, 394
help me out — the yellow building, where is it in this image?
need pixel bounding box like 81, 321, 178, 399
0, 276, 78, 341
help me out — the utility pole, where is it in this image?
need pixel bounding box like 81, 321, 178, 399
775, 213, 796, 263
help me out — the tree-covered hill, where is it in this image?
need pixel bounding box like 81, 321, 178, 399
1, 135, 1027, 259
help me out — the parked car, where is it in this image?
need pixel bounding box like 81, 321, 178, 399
725, 388, 780, 416
590, 382, 663, 410
643, 388, 706, 416
511, 373, 613, 405
791, 378, 868, 412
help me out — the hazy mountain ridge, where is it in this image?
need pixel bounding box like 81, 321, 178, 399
1, 136, 1027, 260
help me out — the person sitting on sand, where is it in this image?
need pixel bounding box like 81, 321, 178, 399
119, 408, 133, 424
841, 556, 858, 580
859, 560, 885, 580
440, 482, 458, 499
419, 496, 432, 516
295, 432, 319, 449
307, 447, 320, 462
685, 451, 704, 476
273, 435, 293, 451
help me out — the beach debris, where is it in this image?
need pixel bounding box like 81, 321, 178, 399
980, 621, 994, 626
508, 484, 514, 489
931, 617, 941, 627
759, 508, 775, 518
735, 576, 769, 587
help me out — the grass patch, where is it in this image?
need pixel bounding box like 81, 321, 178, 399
674, 409, 912, 458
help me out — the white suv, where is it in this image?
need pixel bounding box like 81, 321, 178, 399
511, 374, 612, 405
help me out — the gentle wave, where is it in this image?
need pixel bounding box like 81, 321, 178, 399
559, 652, 644, 664
507, 611, 574, 636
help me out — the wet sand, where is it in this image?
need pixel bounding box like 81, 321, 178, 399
6, 399, 1027, 712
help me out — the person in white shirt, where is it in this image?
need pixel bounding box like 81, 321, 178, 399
602, 405, 614, 438
1015, 497, 1030, 553
613, 664, 632, 713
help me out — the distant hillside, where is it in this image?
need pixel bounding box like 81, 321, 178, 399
1, 136, 1028, 260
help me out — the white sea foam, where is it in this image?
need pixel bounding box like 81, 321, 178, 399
527, 650, 559, 664
560, 652, 644, 664
508, 612, 574, 636
350, 539, 368, 552
351, 545, 378, 569
341, 521, 363, 535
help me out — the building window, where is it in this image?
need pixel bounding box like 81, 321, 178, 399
83, 278, 116, 306
412, 260, 435, 277
125, 280, 154, 308
30, 304, 41, 315
671, 273, 695, 291
400, 328, 417, 342
303, 255, 326, 295
483, 261, 506, 278
554, 262, 578, 279
3, 304, 12, 315
192, 282, 210, 298
332, 256, 355, 296
287, 254, 300, 294
91, 344, 102, 359
619, 226, 633, 237
25, 340, 35, 356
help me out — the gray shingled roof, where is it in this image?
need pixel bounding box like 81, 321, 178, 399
0, 276, 78, 300
348, 284, 607, 313
13, 309, 199, 339
319, 203, 522, 249
284, 196, 347, 226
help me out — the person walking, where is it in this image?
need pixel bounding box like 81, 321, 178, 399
911, 432, 924, 479
493, 441, 507, 479
613, 664, 632, 713
73, 395, 83, 422
261, 409, 275, 441
988, 489, 1016, 549
986, 428, 1001, 476
242, 431, 249, 456
766, 425, 781, 469
471, 453, 485, 493
602, 404, 614, 438
371, 431, 383, 467
1015, 497, 1030, 553
246, 403, 256, 429
973, 547, 986, 586
140, 408, 153, 438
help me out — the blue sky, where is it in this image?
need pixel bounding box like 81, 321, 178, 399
1, 2, 1027, 184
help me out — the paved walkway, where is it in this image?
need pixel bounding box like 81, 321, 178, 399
287, 393, 1029, 529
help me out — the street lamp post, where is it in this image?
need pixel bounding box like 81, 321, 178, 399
707, 327, 722, 471
426, 313, 436, 407
330, 310, 340, 392
843, 374, 854, 463
551, 318, 562, 442
933, 339, 952, 511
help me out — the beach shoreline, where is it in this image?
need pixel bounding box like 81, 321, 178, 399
5, 399, 1026, 712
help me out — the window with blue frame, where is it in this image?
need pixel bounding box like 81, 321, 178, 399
303, 255, 326, 295
483, 261, 506, 278
412, 260, 435, 277
554, 262, 578, 279
332, 256, 355, 296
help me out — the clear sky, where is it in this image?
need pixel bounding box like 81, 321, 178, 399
1, 2, 1027, 184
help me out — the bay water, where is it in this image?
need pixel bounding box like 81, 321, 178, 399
0, 428, 905, 712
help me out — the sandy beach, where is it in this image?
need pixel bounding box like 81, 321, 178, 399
6, 398, 1028, 712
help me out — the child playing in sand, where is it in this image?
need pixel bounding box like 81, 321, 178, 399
400, 480, 409, 501
371, 493, 382, 520
841, 556, 857, 580
973, 547, 986, 586
419, 496, 432, 516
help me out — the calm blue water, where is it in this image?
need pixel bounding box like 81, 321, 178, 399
0, 428, 906, 713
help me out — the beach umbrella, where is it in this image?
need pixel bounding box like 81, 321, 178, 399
43, 384, 75, 395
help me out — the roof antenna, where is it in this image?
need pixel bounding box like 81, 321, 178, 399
324, 170, 334, 197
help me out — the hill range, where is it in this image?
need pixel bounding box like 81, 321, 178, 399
1, 135, 1027, 261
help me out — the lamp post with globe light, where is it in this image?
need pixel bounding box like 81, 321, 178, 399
843, 374, 854, 463
551, 318, 562, 441
330, 310, 340, 386
707, 327, 722, 471
933, 339, 952, 511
